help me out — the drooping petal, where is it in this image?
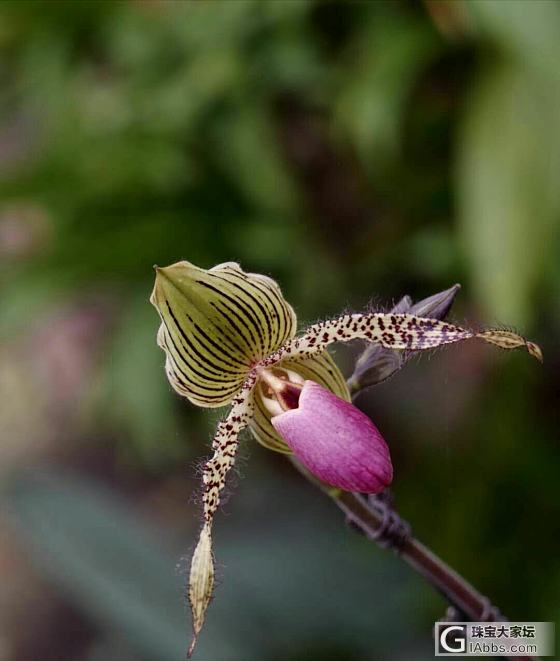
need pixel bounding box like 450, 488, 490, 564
188, 522, 213, 657
249, 351, 350, 453
477, 329, 543, 361
264, 313, 542, 365
271, 381, 393, 493
151, 261, 297, 407
187, 373, 256, 656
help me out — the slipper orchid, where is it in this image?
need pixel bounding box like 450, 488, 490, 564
150, 261, 541, 656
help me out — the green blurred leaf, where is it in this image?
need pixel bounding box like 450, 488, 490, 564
5, 471, 187, 660
213, 103, 298, 215
469, 0, 560, 83
100, 295, 187, 466
457, 61, 560, 326
336, 16, 440, 169
4, 470, 262, 660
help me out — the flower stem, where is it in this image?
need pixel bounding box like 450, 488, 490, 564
290, 459, 539, 661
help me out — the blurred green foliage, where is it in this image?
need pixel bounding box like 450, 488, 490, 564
0, 2, 558, 660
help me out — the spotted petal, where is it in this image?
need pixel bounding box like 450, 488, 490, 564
188, 373, 255, 656
265, 313, 542, 365
151, 261, 297, 407
250, 350, 351, 453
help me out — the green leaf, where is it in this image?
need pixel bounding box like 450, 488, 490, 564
468, 0, 560, 83
5, 471, 187, 660
335, 16, 440, 170
101, 296, 184, 466
457, 61, 560, 326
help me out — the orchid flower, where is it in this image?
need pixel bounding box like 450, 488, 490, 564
150, 260, 542, 656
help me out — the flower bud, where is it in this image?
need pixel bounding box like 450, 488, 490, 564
408, 284, 461, 319
348, 285, 461, 393
271, 381, 393, 493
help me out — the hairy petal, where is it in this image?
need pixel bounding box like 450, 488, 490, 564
188, 523, 213, 658
265, 313, 542, 364
249, 351, 350, 453
348, 297, 411, 393
187, 374, 256, 656
348, 285, 461, 392
151, 261, 296, 407
477, 329, 543, 361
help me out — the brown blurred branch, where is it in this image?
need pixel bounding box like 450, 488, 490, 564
290, 459, 539, 661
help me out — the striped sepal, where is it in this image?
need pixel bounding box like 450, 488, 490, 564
249, 350, 350, 453
151, 261, 297, 407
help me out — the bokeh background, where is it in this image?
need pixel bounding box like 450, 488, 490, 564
0, 2, 559, 660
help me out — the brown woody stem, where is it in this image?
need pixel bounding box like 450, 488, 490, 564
290, 459, 539, 661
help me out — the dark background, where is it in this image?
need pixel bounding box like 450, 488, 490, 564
0, 2, 558, 660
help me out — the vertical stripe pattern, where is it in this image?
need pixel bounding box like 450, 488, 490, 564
151, 261, 297, 407
150, 260, 542, 658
